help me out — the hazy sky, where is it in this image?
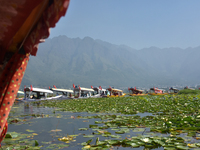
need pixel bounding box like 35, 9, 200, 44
49, 0, 200, 49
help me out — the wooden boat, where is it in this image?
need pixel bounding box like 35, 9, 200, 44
23, 85, 63, 102
73, 84, 94, 98
49, 85, 73, 99
168, 87, 179, 94
128, 87, 147, 96
103, 86, 126, 97
91, 86, 107, 97
149, 87, 168, 95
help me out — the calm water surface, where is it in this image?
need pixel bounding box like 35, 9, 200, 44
2, 102, 164, 150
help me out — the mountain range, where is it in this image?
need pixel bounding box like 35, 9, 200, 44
21, 35, 200, 89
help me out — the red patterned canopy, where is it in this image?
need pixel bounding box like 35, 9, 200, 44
0, 0, 70, 144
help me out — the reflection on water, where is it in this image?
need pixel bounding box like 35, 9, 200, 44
3, 102, 165, 150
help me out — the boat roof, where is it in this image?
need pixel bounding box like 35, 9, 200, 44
107, 88, 123, 92
17, 91, 24, 94
74, 87, 94, 92
129, 88, 143, 92
51, 88, 73, 93
92, 87, 106, 91
170, 87, 179, 90
25, 87, 53, 94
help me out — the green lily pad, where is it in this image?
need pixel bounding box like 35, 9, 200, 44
176, 145, 189, 149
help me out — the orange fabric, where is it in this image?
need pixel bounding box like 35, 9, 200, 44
0, 0, 70, 144
0, 121, 7, 145
0, 53, 29, 135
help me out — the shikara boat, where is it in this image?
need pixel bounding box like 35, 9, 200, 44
49, 85, 73, 99
15, 91, 25, 101
128, 87, 147, 96
73, 84, 94, 98
103, 86, 126, 97
149, 87, 168, 95
91, 86, 107, 97
23, 85, 62, 102
168, 87, 179, 94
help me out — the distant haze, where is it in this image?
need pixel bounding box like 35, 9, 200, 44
49, 0, 200, 49
21, 36, 200, 90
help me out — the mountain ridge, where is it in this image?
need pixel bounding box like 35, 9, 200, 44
21, 35, 200, 89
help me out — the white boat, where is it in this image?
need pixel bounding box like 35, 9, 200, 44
73, 84, 94, 98
50, 85, 73, 99
23, 85, 63, 102
91, 86, 107, 97
15, 91, 25, 101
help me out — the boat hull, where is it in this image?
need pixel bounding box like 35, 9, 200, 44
129, 94, 148, 96
149, 93, 168, 96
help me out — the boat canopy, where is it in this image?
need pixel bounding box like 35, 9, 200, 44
150, 87, 164, 91
25, 87, 53, 94
74, 87, 94, 92
107, 88, 123, 92
92, 86, 106, 92
51, 88, 73, 93
17, 91, 24, 95
129, 88, 143, 92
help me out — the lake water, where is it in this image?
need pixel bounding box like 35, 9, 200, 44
2, 102, 166, 150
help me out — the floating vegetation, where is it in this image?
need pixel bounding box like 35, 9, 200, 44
3, 94, 200, 149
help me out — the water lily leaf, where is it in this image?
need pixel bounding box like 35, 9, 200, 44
110, 135, 121, 138
50, 129, 62, 132
58, 136, 73, 141
81, 142, 88, 146
106, 140, 120, 145
131, 143, 140, 147
26, 129, 34, 132
35, 140, 39, 146
133, 128, 145, 132
176, 145, 189, 149
96, 141, 107, 145
82, 145, 91, 149
89, 125, 98, 128
96, 137, 99, 145
164, 147, 176, 150
79, 128, 88, 131
5, 134, 12, 138
115, 130, 125, 134
188, 143, 197, 148
95, 121, 103, 124
86, 139, 93, 144
153, 139, 165, 146
83, 135, 95, 138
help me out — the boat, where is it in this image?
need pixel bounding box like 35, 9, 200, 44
73, 84, 94, 98
91, 86, 107, 97
149, 87, 168, 95
184, 86, 195, 90
15, 91, 25, 101
49, 85, 74, 99
168, 87, 179, 94
128, 87, 147, 96
103, 86, 126, 97
23, 85, 63, 102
